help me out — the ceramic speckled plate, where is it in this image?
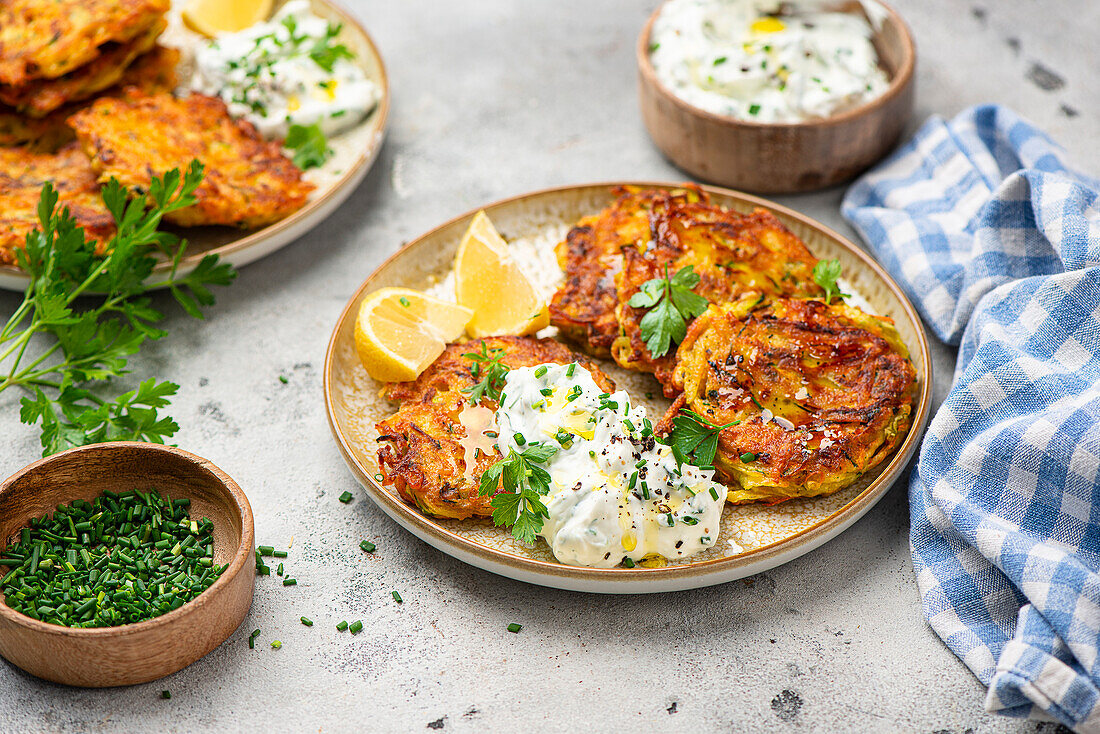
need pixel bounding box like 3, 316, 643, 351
324, 183, 933, 593
0, 0, 389, 292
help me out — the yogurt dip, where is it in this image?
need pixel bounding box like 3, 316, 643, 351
192, 0, 380, 139
493, 363, 727, 568
649, 0, 890, 122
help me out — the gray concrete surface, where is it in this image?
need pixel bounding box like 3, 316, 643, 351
0, 1, 1097, 731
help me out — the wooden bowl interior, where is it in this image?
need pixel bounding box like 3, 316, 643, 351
0, 447, 243, 577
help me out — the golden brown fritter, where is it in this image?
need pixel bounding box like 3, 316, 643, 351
0, 0, 168, 86
663, 297, 916, 505
549, 186, 706, 357
376, 336, 616, 520
69, 93, 313, 228
0, 142, 115, 264
612, 200, 823, 389
0, 45, 180, 151
0, 18, 165, 116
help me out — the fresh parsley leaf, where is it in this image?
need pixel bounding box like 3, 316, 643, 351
284, 123, 330, 169
461, 343, 510, 405
478, 443, 558, 543
627, 264, 709, 357
1, 162, 237, 456
669, 410, 738, 469
813, 259, 850, 305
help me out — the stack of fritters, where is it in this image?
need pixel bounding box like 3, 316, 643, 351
549, 186, 917, 505
0, 0, 172, 150
376, 337, 615, 520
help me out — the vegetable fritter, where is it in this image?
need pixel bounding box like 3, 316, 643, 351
0, 45, 180, 151
69, 93, 313, 228
548, 185, 823, 389
0, 0, 168, 86
612, 198, 823, 390
0, 142, 114, 264
0, 18, 165, 116
663, 297, 916, 504
376, 336, 615, 520
549, 186, 705, 357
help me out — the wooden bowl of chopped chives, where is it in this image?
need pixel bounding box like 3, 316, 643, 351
0, 442, 254, 687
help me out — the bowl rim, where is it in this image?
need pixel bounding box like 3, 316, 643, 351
323, 180, 934, 586
0, 442, 255, 638
636, 0, 916, 130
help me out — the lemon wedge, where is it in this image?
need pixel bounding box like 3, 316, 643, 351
454, 211, 549, 338
182, 0, 274, 37
354, 288, 473, 382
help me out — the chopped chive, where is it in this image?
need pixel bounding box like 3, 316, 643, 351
534, 366, 547, 378
682, 516, 699, 525
709, 487, 720, 501
283, 578, 296, 586
278, 375, 288, 384
391, 590, 402, 603
359, 540, 376, 553
748, 104, 761, 115
566, 363, 576, 377
273, 550, 287, 558
398, 296, 411, 308
740, 452, 756, 462
338, 491, 353, 503
622, 557, 636, 568
249, 628, 260, 648
160, 690, 171, 699
513, 433, 526, 446
301, 617, 313, 626
336, 620, 348, 631
507, 623, 522, 633
349, 620, 363, 634
271, 640, 282, 649
276, 563, 284, 576
257, 545, 274, 556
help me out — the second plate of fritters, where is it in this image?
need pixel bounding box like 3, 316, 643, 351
0, 142, 115, 265
664, 296, 917, 505
68, 92, 314, 228
376, 336, 615, 520
0, 0, 168, 86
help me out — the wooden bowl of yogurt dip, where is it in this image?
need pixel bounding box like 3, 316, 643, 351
637, 0, 915, 194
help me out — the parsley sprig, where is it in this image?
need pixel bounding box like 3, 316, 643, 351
285, 123, 330, 170
627, 265, 709, 358
812, 259, 850, 305
0, 161, 237, 455
309, 23, 355, 72
478, 442, 558, 543
668, 410, 738, 469
461, 343, 510, 405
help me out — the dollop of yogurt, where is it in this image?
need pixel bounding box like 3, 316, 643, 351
649, 0, 890, 122
494, 363, 726, 568
192, 0, 381, 139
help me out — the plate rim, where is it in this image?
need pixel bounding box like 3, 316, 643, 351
0, 0, 390, 288
324, 180, 934, 591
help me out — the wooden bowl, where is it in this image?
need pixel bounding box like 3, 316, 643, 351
0, 443, 254, 687
637, 1, 916, 193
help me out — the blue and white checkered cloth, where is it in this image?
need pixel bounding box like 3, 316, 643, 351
842, 105, 1100, 731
